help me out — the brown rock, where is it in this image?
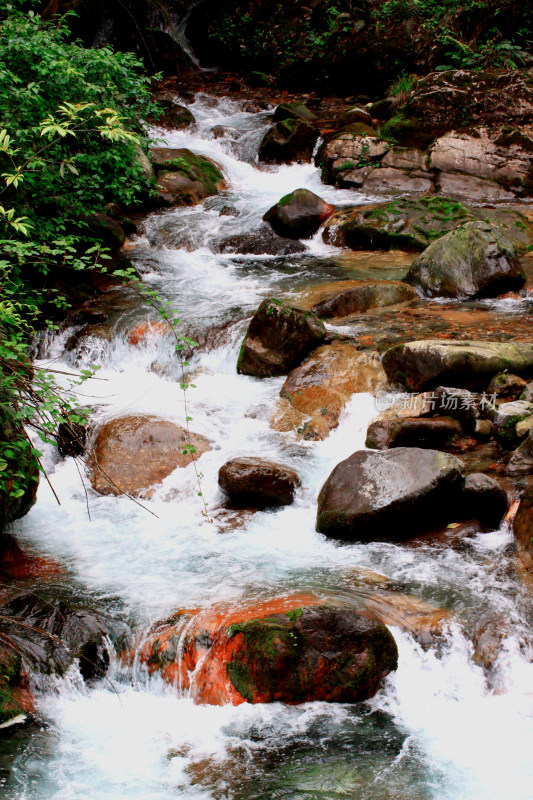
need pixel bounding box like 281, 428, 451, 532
366, 416, 463, 450
311, 280, 417, 318
278, 342, 388, 438
90, 415, 211, 496
218, 457, 300, 507
513, 480, 533, 568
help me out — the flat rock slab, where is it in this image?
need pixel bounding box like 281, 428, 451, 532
311, 280, 417, 318
382, 340, 533, 392
90, 415, 211, 496
317, 448, 464, 542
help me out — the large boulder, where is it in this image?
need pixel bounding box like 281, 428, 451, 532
273, 102, 319, 125
218, 457, 300, 507
213, 226, 305, 256
263, 189, 335, 239
237, 298, 326, 378
406, 222, 525, 299
259, 118, 319, 164
382, 340, 533, 392
89, 415, 211, 496
488, 372, 527, 402
276, 341, 388, 439
312, 280, 417, 318
513, 481, 533, 568
138, 600, 398, 705
153, 149, 225, 206
316, 448, 464, 542
322, 196, 533, 252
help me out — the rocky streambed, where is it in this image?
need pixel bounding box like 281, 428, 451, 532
1, 91, 533, 800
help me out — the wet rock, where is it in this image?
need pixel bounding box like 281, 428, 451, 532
516, 417, 533, 439
311, 280, 417, 318
258, 118, 319, 164
152, 100, 195, 130
57, 416, 87, 458
153, 149, 225, 206
513, 480, 533, 567
382, 340, 533, 392
86, 212, 126, 249
507, 429, 533, 475
365, 416, 462, 451
89, 415, 211, 496
210, 125, 240, 139
0, 647, 34, 725
488, 372, 527, 402
273, 102, 319, 125
277, 342, 388, 439
213, 225, 306, 256
316, 448, 464, 542
237, 298, 326, 378
127, 321, 169, 346
263, 189, 335, 240
407, 222, 525, 300
458, 473, 508, 531
140, 600, 398, 705
0, 418, 39, 533
474, 419, 493, 439
218, 457, 300, 507
0, 590, 124, 681
493, 401, 533, 447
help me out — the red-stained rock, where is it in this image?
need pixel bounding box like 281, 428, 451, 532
128, 321, 169, 346
136, 595, 398, 706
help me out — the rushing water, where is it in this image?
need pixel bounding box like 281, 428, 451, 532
6, 94, 533, 800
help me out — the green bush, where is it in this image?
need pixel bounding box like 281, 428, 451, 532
0, 6, 159, 508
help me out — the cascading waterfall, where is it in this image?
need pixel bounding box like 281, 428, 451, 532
5, 94, 533, 800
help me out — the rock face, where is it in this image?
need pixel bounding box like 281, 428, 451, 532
214, 225, 306, 255
259, 118, 319, 164
316, 448, 464, 542
263, 189, 335, 239
138, 600, 398, 705
275, 341, 388, 439
218, 457, 300, 507
237, 299, 326, 378
458, 473, 508, 532
318, 124, 389, 185
383, 70, 533, 151
90, 415, 211, 496
513, 481, 533, 567
366, 417, 463, 451
152, 148, 225, 206
383, 341, 533, 392
0, 419, 39, 533
406, 222, 525, 300
312, 280, 417, 318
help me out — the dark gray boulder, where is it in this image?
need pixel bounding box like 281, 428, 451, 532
316, 448, 464, 542
263, 189, 335, 239
218, 457, 300, 507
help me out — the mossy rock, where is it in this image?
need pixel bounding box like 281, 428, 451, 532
153, 148, 225, 206
259, 119, 319, 164
225, 606, 398, 703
